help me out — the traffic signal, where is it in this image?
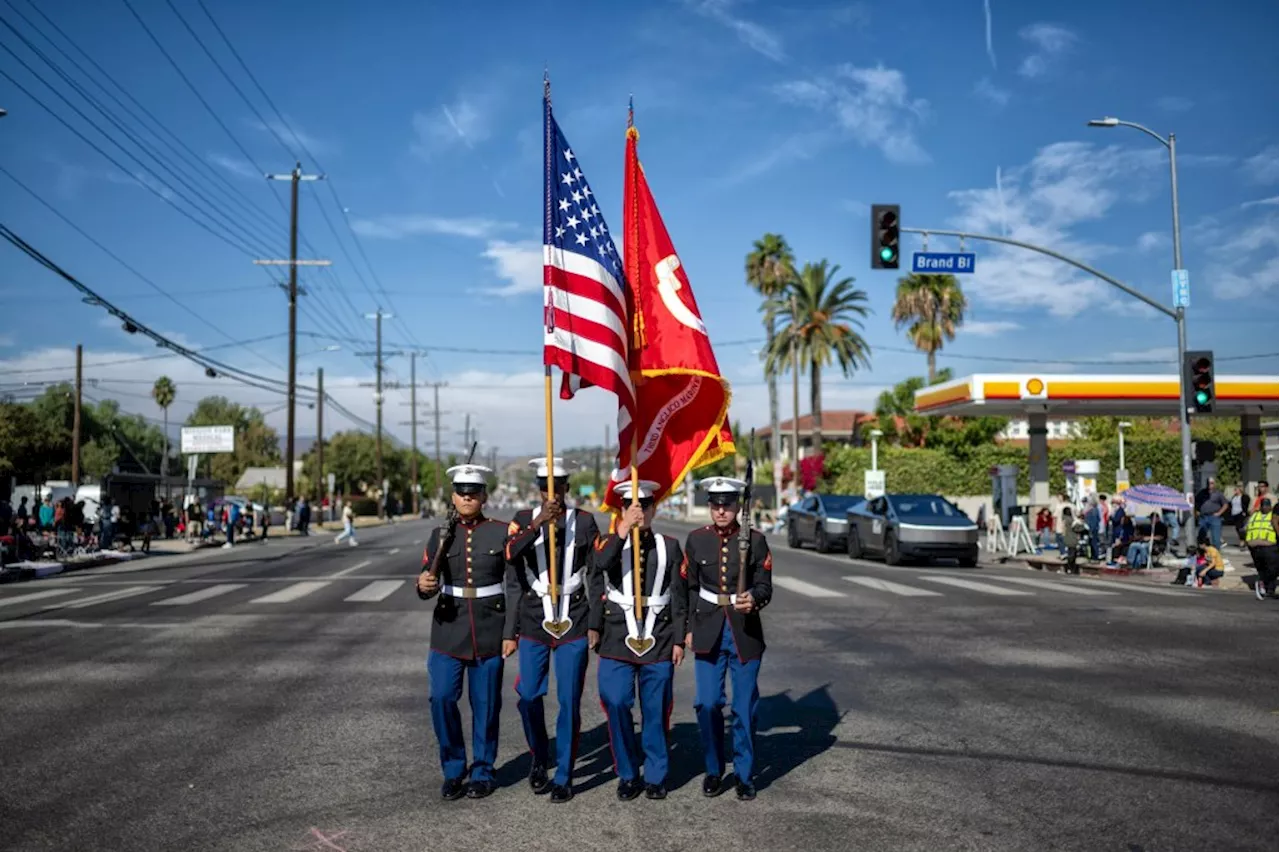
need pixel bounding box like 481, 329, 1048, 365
871, 204, 900, 269
1184, 350, 1215, 414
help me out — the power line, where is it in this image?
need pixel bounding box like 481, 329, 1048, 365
0, 333, 289, 374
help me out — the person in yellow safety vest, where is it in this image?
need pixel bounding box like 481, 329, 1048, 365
1243, 498, 1278, 601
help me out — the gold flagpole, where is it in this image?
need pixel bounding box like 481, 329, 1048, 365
626, 94, 644, 632
544, 367, 561, 622
630, 440, 642, 627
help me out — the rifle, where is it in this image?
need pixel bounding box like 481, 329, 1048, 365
423, 441, 478, 583
737, 429, 755, 597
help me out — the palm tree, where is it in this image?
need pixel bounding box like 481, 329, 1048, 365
152, 376, 176, 476
765, 260, 872, 453
745, 234, 795, 479
890, 273, 967, 383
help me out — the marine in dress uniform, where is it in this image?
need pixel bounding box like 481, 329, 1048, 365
503, 457, 601, 803
590, 480, 687, 801
416, 464, 513, 801
684, 476, 773, 801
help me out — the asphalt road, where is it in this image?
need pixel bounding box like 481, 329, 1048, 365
0, 515, 1275, 852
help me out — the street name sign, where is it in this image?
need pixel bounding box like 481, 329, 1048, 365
912, 252, 976, 274
864, 470, 886, 499
180, 425, 235, 454
1171, 269, 1190, 308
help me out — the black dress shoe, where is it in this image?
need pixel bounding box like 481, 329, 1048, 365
549, 784, 573, 803
735, 779, 757, 801
701, 775, 723, 797
616, 778, 643, 801
528, 763, 551, 794
465, 780, 496, 799
440, 778, 467, 801
644, 782, 668, 800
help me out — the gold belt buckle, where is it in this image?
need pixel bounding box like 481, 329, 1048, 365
459, 587, 478, 599
715, 593, 732, 606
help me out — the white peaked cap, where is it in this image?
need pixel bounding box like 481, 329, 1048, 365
697, 476, 747, 494
528, 457, 568, 478
447, 464, 492, 486
613, 479, 661, 501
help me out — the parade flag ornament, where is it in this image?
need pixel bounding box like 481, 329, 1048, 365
605, 105, 734, 511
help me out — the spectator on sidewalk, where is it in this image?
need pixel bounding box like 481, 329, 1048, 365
334, 503, 358, 547
1250, 481, 1271, 514
1195, 478, 1228, 552
1034, 507, 1054, 550
1123, 512, 1166, 569
1244, 498, 1278, 600
1062, 507, 1082, 575
1084, 497, 1102, 561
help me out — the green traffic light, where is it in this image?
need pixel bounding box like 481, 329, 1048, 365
880, 247, 896, 262
1195, 391, 1210, 405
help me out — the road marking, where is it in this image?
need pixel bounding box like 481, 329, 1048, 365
387, 548, 401, 555
0, 618, 178, 631
979, 575, 1119, 596
1070, 577, 1191, 597
345, 580, 405, 602
843, 576, 942, 597
60, 586, 159, 609
250, 581, 330, 604
771, 576, 846, 598
918, 576, 1034, 596
0, 588, 82, 607
328, 560, 372, 578
151, 584, 247, 606
413, 539, 423, 545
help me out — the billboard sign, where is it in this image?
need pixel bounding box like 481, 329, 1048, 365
180, 425, 235, 454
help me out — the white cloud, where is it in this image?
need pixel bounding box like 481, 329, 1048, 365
1017, 23, 1076, 78
961, 320, 1020, 337
1155, 95, 1193, 113
1106, 346, 1178, 365
208, 153, 261, 180
682, 0, 785, 62
717, 131, 832, 186
773, 64, 929, 164
481, 240, 543, 296
349, 215, 514, 240
1241, 196, 1279, 209
1136, 231, 1168, 252
973, 77, 1010, 107
1189, 207, 1280, 299
983, 0, 997, 69
412, 94, 495, 158
1242, 144, 1278, 186
945, 140, 1165, 317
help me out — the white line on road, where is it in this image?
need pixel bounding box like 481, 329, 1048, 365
0, 588, 83, 607
1070, 577, 1192, 597
413, 539, 423, 545
249, 581, 330, 603
387, 548, 401, 555
0, 618, 178, 631
60, 586, 159, 609
327, 560, 372, 578
844, 576, 942, 597
151, 584, 247, 606
918, 576, 1034, 596
771, 576, 846, 598
344, 580, 405, 602
978, 575, 1120, 596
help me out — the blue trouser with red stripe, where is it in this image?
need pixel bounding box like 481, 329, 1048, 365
516, 637, 589, 787
427, 651, 504, 783
598, 657, 674, 784
695, 620, 761, 782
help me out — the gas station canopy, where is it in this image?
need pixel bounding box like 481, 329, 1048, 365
915, 373, 1279, 417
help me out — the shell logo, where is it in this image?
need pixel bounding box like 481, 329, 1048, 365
1023, 377, 1047, 398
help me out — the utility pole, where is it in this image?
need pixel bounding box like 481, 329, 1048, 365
261, 162, 326, 504
464, 413, 471, 451
398, 370, 446, 514
316, 367, 324, 504
72, 343, 82, 486
433, 383, 443, 501
359, 309, 395, 515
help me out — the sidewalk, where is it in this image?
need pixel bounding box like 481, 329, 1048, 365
983, 544, 1259, 594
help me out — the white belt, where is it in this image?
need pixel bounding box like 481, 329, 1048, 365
699, 587, 741, 606
442, 583, 504, 599
606, 588, 670, 607
529, 570, 585, 598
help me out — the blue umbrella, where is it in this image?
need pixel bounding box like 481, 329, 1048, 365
1118, 484, 1188, 511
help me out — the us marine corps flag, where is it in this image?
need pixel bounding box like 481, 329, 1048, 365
604, 102, 734, 512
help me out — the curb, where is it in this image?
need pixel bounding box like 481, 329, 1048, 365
999, 553, 1255, 593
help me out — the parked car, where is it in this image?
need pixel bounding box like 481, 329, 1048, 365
846, 493, 979, 566
787, 493, 866, 552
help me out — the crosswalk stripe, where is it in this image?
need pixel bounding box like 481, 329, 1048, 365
1071, 577, 1191, 597
0, 588, 82, 607
249, 581, 330, 604
918, 576, 1034, 596
772, 576, 846, 598
387, 548, 401, 555
61, 586, 158, 609
328, 560, 372, 578
843, 576, 942, 597
979, 575, 1119, 595
345, 580, 405, 602
151, 584, 247, 606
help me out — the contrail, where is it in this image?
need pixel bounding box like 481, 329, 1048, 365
983, 0, 996, 69
995, 165, 1009, 236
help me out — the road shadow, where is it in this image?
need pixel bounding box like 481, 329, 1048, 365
752, 683, 843, 790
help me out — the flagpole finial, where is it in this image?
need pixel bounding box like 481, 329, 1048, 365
544, 68, 551, 103
626, 94, 638, 140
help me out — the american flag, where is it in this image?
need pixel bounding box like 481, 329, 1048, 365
542, 95, 636, 442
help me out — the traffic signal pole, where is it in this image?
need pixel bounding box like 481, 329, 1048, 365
900, 224, 1195, 551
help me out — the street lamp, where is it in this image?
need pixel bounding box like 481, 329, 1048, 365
870, 428, 884, 472
1088, 115, 1193, 549
1117, 420, 1132, 475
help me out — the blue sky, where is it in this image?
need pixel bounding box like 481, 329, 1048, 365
1, 0, 1276, 455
